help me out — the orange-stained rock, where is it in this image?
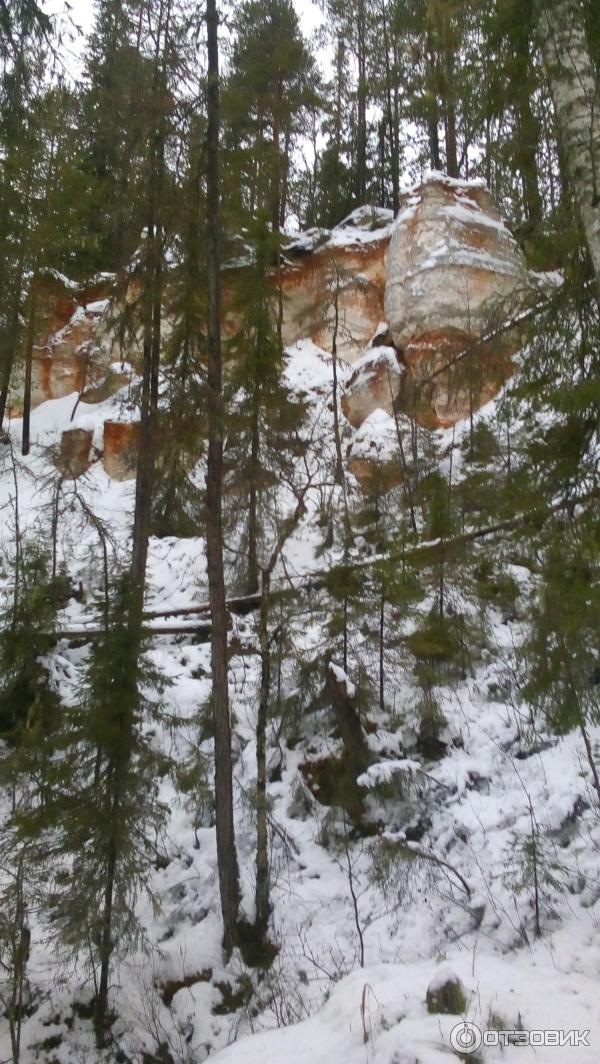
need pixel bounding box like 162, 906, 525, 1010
385, 174, 531, 426
103, 420, 139, 480
348, 454, 404, 492
279, 239, 389, 363
16, 273, 115, 411
56, 428, 94, 478
341, 345, 404, 429
222, 209, 393, 365
401, 328, 520, 427
347, 408, 408, 493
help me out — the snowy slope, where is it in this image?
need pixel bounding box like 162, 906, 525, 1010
0, 247, 599, 1064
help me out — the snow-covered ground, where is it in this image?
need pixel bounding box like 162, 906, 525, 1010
0, 311, 599, 1064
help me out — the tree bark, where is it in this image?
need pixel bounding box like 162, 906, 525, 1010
94, 791, 118, 1044
514, 2, 543, 228
440, 5, 459, 177
381, 0, 400, 212
355, 0, 368, 202
246, 392, 260, 596
205, 0, 241, 958
536, 0, 600, 288
254, 568, 271, 936
21, 276, 38, 457
330, 263, 345, 487
130, 0, 171, 603
425, 30, 442, 170
255, 491, 309, 936
326, 663, 371, 779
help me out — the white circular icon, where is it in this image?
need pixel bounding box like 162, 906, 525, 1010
450, 1021, 482, 1055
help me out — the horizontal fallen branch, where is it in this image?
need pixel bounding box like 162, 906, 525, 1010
49, 487, 598, 643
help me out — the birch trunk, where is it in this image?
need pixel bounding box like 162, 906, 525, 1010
536, 0, 600, 288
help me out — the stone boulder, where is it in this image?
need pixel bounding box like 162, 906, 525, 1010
56, 428, 93, 478
27, 275, 112, 411
221, 207, 394, 365
347, 409, 406, 492
103, 420, 139, 481
384, 174, 531, 426
425, 967, 467, 1015
341, 345, 404, 429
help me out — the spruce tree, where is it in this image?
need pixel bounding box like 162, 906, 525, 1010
35, 577, 168, 1044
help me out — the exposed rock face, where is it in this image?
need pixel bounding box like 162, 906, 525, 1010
103, 420, 139, 480
341, 345, 404, 429
56, 428, 94, 478
384, 174, 530, 426
25, 275, 113, 411
280, 239, 388, 363
347, 409, 406, 491
222, 208, 394, 365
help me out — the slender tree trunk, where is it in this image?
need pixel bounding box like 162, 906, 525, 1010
247, 393, 260, 596
580, 720, 600, 809
536, 0, 600, 288
94, 797, 118, 1044
255, 568, 271, 936
444, 90, 459, 177
425, 32, 442, 171
21, 276, 38, 457
441, 18, 459, 177
8, 853, 27, 1064
255, 492, 308, 936
0, 242, 28, 430
330, 265, 345, 487
379, 582, 385, 712
131, 0, 170, 603
515, 8, 543, 228
130, 204, 162, 598
325, 662, 371, 818
355, 0, 368, 202
206, 0, 241, 958
381, 0, 400, 212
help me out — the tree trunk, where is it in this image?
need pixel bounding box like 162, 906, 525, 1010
254, 490, 308, 935
325, 662, 371, 819
514, 4, 543, 228
379, 582, 385, 712
246, 393, 260, 596
94, 801, 118, 1044
381, 0, 400, 213
130, 200, 162, 600
255, 569, 271, 936
0, 244, 27, 430
130, 0, 170, 602
425, 31, 442, 171
206, 0, 241, 958
355, 0, 368, 202
21, 276, 38, 457
330, 265, 345, 487
536, 0, 600, 288
441, 16, 459, 177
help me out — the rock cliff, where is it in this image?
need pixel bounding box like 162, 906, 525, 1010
383, 173, 531, 426
11, 179, 537, 478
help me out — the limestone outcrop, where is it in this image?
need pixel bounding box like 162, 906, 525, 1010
56, 427, 94, 478
8, 182, 538, 482
223, 207, 394, 365
17, 273, 114, 413
103, 420, 139, 481
384, 174, 531, 426
341, 344, 404, 429
347, 408, 406, 490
